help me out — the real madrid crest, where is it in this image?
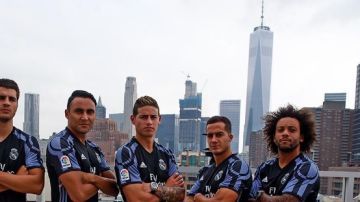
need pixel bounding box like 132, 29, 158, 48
281, 173, 290, 185
9, 148, 19, 160
159, 159, 167, 170
214, 170, 223, 181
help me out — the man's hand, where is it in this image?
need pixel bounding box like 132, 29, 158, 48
0, 165, 29, 192
194, 193, 203, 201
166, 172, 184, 187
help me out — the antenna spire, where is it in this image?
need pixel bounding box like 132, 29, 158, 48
261, 0, 264, 27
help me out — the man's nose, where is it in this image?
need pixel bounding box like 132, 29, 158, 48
80, 112, 89, 120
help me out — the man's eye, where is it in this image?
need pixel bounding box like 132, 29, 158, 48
9, 97, 17, 102
289, 127, 297, 132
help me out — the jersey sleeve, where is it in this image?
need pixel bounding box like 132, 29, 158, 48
115, 146, 142, 187
165, 148, 178, 176
24, 135, 44, 169
219, 160, 252, 195
249, 163, 265, 198
187, 167, 207, 196
46, 136, 81, 176
282, 162, 319, 200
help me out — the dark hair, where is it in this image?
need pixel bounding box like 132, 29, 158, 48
206, 116, 232, 133
67, 90, 97, 109
132, 95, 160, 115
263, 104, 316, 154
0, 78, 20, 99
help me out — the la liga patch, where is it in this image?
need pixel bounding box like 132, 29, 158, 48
60, 155, 71, 169
120, 169, 130, 181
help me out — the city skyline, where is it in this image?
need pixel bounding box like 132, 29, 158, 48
1, 1, 359, 152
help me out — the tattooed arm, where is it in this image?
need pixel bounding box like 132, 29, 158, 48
154, 184, 185, 202
257, 192, 300, 202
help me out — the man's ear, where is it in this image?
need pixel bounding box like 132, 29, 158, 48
130, 115, 135, 124
300, 134, 304, 143
229, 133, 233, 141
65, 109, 69, 119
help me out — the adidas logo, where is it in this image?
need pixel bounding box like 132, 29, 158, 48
81, 154, 87, 160
262, 176, 268, 183
140, 162, 147, 168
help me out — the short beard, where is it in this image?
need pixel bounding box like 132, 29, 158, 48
0, 117, 11, 123
276, 141, 300, 153
278, 146, 296, 153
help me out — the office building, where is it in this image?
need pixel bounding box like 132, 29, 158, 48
95, 96, 106, 119
109, 113, 125, 132
220, 100, 241, 153
352, 64, 360, 163
200, 117, 210, 151
179, 79, 202, 152
355, 64, 360, 109
156, 114, 179, 154
243, 1, 273, 149
23, 93, 40, 140
87, 119, 129, 166
249, 130, 269, 168
123, 76, 137, 139
307, 93, 354, 194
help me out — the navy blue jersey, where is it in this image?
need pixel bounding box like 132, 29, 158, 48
46, 128, 110, 202
115, 137, 178, 202
188, 154, 252, 201
0, 127, 43, 202
250, 153, 320, 202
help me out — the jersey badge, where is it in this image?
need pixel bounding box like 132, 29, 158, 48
159, 159, 167, 170
214, 170, 223, 181
9, 148, 19, 160
120, 169, 130, 181
281, 173, 290, 185
81, 154, 87, 160
199, 175, 204, 181
140, 162, 147, 168
262, 176, 268, 183
60, 155, 72, 169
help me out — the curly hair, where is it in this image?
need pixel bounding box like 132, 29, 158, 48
263, 104, 316, 154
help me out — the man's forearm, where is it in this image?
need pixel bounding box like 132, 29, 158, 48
91, 175, 119, 196
258, 192, 300, 202
0, 169, 44, 194
155, 185, 185, 202
82, 172, 119, 196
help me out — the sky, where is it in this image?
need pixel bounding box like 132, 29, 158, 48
1, 0, 359, 150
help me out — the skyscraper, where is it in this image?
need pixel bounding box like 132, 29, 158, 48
307, 93, 354, 194
243, 1, 273, 149
352, 64, 360, 164
96, 96, 106, 119
355, 64, 360, 109
123, 76, 137, 139
109, 113, 125, 131
220, 100, 241, 153
179, 78, 202, 152
156, 114, 179, 154
23, 93, 40, 140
